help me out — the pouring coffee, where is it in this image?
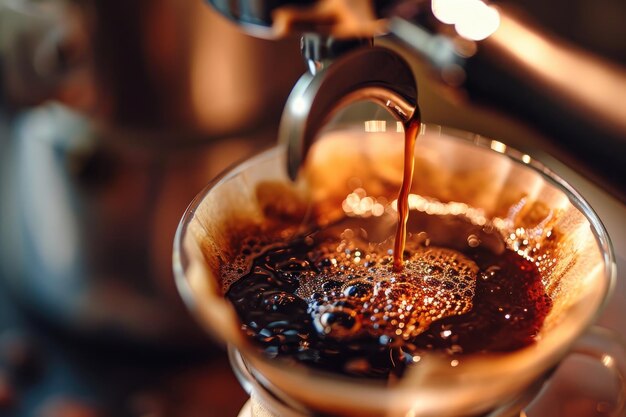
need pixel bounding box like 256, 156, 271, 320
206, 0, 626, 201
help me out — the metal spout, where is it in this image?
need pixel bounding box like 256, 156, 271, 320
279, 46, 418, 180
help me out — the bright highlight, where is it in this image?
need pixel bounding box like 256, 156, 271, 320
432, 0, 500, 41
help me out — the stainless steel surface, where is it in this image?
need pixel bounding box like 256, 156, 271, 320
204, 0, 384, 39
300, 35, 373, 75
280, 46, 417, 179
203, 0, 626, 200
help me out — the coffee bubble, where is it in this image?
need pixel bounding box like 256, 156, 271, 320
223, 213, 551, 379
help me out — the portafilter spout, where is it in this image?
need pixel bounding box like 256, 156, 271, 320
280, 43, 418, 180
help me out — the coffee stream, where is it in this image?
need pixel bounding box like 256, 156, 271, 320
223, 110, 552, 379
393, 114, 421, 272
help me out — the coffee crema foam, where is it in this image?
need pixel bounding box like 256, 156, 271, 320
297, 244, 478, 341
222, 203, 553, 379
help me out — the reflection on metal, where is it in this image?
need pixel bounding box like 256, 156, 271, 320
279, 47, 417, 180
602, 354, 615, 369
490, 140, 507, 154
489, 10, 626, 137
364, 120, 386, 132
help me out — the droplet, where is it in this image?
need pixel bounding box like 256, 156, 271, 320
342, 280, 373, 298
314, 308, 361, 339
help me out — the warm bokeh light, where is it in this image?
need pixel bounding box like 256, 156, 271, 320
432, 0, 474, 24
454, 1, 500, 41
364, 120, 387, 132
342, 188, 387, 217
431, 0, 500, 41
390, 193, 488, 226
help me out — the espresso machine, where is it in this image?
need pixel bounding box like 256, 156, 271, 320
202, 0, 626, 195
1, 0, 626, 416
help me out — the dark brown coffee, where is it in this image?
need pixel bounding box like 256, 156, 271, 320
224, 211, 552, 379
393, 115, 421, 272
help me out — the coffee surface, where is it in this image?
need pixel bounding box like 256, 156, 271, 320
224, 213, 552, 379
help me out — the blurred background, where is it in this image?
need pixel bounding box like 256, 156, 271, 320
0, 0, 625, 416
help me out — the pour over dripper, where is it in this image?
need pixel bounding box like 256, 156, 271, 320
173, 124, 624, 417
